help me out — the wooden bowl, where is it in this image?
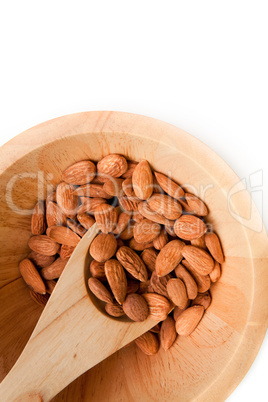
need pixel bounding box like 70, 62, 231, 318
0, 111, 267, 401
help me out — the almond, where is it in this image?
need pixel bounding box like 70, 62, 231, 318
141, 248, 158, 272
155, 240, 185, 277
174, 215, 207, 240
47, 225, 81, 247
44, 279, 57, 294
133, 218, 161, 244
129, 238, 154, 251
19, 259, 46, 294
75, 184, 113, 199
173, 301, 190, 321
89, 260, 106, 282
104, 259, 127, 305
135, 331, 160, 355
185, 193, 208, 216
209, 261, 221, 282
105, 302, 125, 317
46, 201, 67, 227
150, 323, 161, 333
113, 211, 132, 235
137, 280, 150, 294
31, 201, 46, 235
154, 172, 184, 199
153, 229, 168, 250
121, 161, 138, 178
103, 178, 124, 197
97, 154, 128, 178
142, 293, 171, 321
191, 235, 207, 249
89, 233, 117, 262
40, 258, 68, 280
149, 271, 171, 298
116, 246, 148, 282
77, 213, 96, 230
119, 221, 135, 241
160, 316, 177, 351
67, 220, 87, 237
116, 238, 124, 248
132, 160, 154, 200
165, 224, 176, 237
182, 245, 214, 275
122, 177, 135, 197
28, 235, 60, 256
118, 196, 141, 212
182, 260, 211, 293
60, 244, 75, 260
175, 305, 205, 336
132, 212, 144, 223
88, 277, 113, 303
127, 280, 140, 294
148, 194, 182, 220
123, 293, 149, 321
138, 202, 175, 226
178, 198, 194, 214
62, 160, 96, 185
56, 182, 79, 218
204, 232, 224, 263
175, 264, 198, 300
192, 291, 212, 310
94, 204, 118, 234
29, 290, 49, 306
28, 251, 56, 269
46, 191, 56, 204
166, 278, 188, 308
77, 197, 106, 214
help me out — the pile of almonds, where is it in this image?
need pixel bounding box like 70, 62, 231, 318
19, 154, 224, 356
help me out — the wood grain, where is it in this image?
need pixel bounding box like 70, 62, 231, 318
0, 111, 267, 401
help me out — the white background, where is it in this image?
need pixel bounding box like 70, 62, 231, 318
0, 1, 267, 401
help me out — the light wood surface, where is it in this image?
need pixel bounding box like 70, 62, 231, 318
0, 111, 267, 401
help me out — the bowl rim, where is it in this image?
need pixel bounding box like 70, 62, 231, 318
0, 110, 267, 400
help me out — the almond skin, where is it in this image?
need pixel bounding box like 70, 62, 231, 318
31, 201, 46, 235
19, 259, 46, 294
175, 305, 205, 336
209, 261, 221, 282
148, 194, 182, 220
205, 232, 224, 264
40, 258, 68, 280
119, 221, 135, 241
89, 260, 106, 282
60, 245, 75, 260
77, 197, 106, 214
140, 248, 158, 272
142, 293, 171, 321
192, 291, 212, 310
154, 172, 184, 199
62, 160, 96, 185
173, 301, 190, 321
123, 293, 149, 321
122, 177, 135, 197
94, 204, 118, 234
97, 154, 128, 178
153, 229, 168, 250
135, 331, 160, 355
46, 201, 67, 227
129, 238, 154, 251
113, 211, 132, 235
103, 178, 124, 197
67, 220, 87, 237
133, 218, 161, 244
105, 302, 125, 317
75, 184, 113, 199
149, 271, 171, 298
116, 246, 148, 282
150, 323, 161, 333
104, 259, 127, 305
56, 182, 79, 218
132, 160, 154, 200
127, 280, 140, 294
191, 235, 207, 249
182, 245, 214, 275
44, 279, 57, 294
166, 278, 188, 309
118, 196, 141, 212
182, 260, 211, 293
121, 161, 138, 178
28, 235, 60, 256
29, 290, 49, 306
174, 215, 207, 240
77, 213, 96, 230
88, 277, 113, 303
160, 316, 177, 351
89, 233, 117, 262
138, 202, 175, 226
47, 225, 81, 247
155, 240, 185, 277
175, 264, 198, 300
28, 251, 56, 269
185, 193, 208, 216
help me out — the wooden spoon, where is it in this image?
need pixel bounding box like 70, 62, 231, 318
0, 224, 155, 402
